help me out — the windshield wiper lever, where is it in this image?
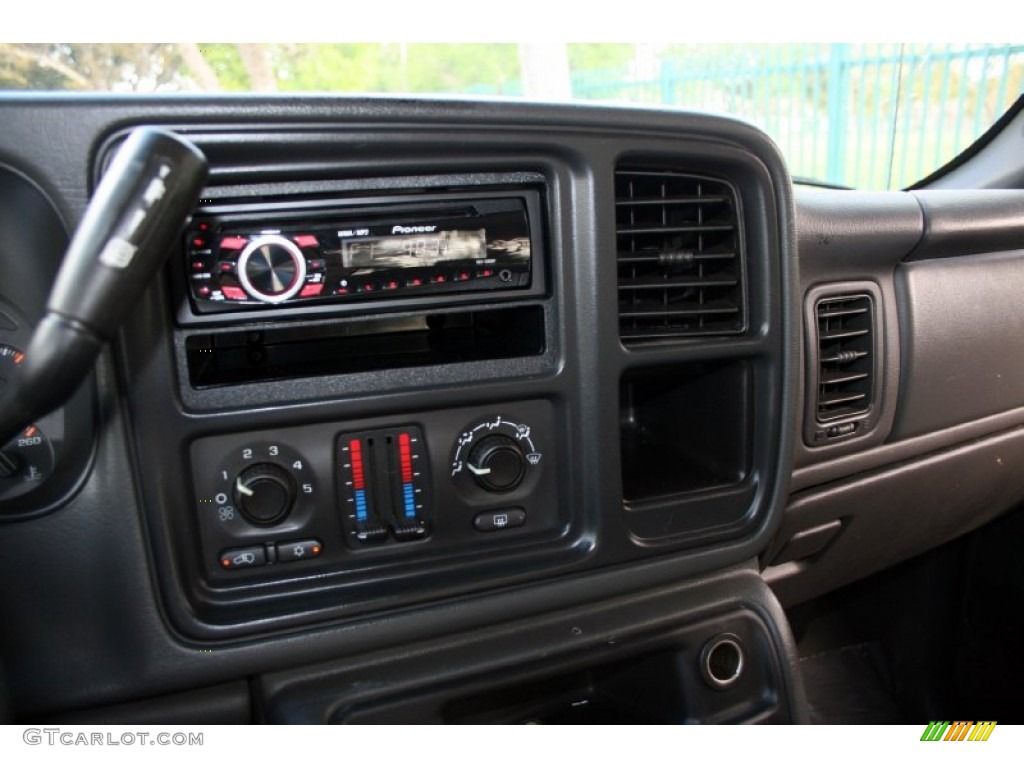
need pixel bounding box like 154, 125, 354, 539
0, 127, 207, 445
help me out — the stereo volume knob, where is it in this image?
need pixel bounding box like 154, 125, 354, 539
233, 463, 296, 526
466, 435, 526, 493
236, 235, 307, 303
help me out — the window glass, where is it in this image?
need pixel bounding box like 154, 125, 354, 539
1, 43, 1020, 189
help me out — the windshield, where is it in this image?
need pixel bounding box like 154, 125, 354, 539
2, 43, 1021, 190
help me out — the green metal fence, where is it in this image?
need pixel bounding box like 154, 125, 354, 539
571, 44, 1024, 190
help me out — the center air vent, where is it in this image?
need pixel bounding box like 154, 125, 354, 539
815, 294, 874, 423
615, 168, 745, 344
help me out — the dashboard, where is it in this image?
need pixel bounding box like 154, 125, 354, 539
0, 95, 1022, 724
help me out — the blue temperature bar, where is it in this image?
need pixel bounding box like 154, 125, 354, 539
355, 489, 368, 522
403, 483, 415, 520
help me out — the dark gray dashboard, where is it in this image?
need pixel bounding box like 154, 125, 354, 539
0, 95, 1021, 724
767, 187, 1024, 606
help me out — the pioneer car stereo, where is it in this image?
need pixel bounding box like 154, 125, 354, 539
184, 191, 542, 316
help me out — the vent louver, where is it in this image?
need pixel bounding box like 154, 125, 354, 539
615, 168, 744, 343
815, 295, 874, 421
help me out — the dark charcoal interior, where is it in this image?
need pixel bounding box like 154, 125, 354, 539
1, 94, 1023, 724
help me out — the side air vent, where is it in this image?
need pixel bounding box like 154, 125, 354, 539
615, 168, 745, 343
815, 294, 874, 422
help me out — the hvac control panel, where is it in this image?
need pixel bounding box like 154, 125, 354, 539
190, 401, 559, 582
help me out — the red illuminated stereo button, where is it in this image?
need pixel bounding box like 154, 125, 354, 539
299, 284, 324, 298
221, 286, 247, 300
197, 285, 212, 298
219, 236, 248, 251
294, 235, 319, 249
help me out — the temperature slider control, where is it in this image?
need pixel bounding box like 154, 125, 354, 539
338, 426, 430, 546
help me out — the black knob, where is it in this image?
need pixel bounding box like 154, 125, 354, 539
0, 450, 22, 479
233, 463, 296, 526
467, 435, 526, 493
237, 235, 307, 303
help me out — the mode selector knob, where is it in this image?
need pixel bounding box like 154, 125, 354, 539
233, 463, 296, 526
467, 435, 526, 493
237, 235, 307, 303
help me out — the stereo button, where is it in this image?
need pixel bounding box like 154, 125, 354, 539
219, 236, 248, 251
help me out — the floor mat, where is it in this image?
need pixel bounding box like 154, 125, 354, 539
799, 643, 905, 724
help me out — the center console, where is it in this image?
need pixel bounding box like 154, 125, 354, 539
173, 181, 571, 599
96, 100, 801, 721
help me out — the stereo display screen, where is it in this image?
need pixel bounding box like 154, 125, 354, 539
342, 229, 487, 268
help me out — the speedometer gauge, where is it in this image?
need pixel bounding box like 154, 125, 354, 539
0, 344, 56, 501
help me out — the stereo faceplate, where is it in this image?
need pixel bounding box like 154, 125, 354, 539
183, 190, 542, 320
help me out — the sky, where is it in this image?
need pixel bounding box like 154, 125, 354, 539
6, 1, 1011, 43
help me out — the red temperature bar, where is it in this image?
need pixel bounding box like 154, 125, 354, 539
398, 433, 413, 484
350, 439, 365, 489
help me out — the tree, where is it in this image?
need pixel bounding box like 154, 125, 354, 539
0, 43, 183, 91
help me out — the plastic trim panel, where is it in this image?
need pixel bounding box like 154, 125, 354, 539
892, 250, 1024, 440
